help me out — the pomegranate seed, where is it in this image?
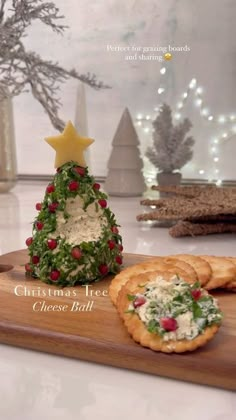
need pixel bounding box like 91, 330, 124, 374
98, 199, 107, 208
93, 183, 100, 190
50, 270, 60, 281
25, 237, 33, 247
35, 202, 42, 211
48, 202, 59, 213
115, 255, 123, 265
46, 184, 55, 194
25, 263, 32, 272
160, 317, 178, 332
99, 264, 109, 276
133, 296, 146, 308
68, 180, 79, 191
118, 244, 123, 252
71, 247, 82, 259
191, 289, 202, 300
32, 255, 40, 264
47, 239, 57, 250
108, 240, 116, 250
74, 167, 85, 176
111, 226, 119, 234
36, 221, 44, 231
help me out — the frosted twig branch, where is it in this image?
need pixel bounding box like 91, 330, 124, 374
0, 0, 109, 130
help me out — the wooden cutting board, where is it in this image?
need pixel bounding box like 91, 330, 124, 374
0, 249, 235, 391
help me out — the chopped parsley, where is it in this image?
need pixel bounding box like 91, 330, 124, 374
127, 276, 223, 341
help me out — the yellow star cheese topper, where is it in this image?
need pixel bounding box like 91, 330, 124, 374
45, 121, 94, 168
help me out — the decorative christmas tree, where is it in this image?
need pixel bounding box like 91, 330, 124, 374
146, 104, 195, 185
104, 108, 145, 196
25, 122, 123, 286
74, 83, 90, 168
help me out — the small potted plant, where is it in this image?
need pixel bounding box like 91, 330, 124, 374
146, 103, 195, 186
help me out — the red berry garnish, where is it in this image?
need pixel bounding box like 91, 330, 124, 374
25, 237, 33, 247
108, 240, 116, 250
56, 167, 61, 173
98, 199, 107, 208
48, 202, 59, 213
35, 202, 42, 211
133, 296, 146, 308
93, 183, 100, 190
50, 270, 60, 281
191, 289, 202, 300
47, 239, 57, 250
46, 184, 55, 194
32, 255, 40, 265
71, 247, 82, 259
160, 317, 178, 332
111, 226, 119, 234
99, 264, 109, 276
115, 255, 123, 265
74, 167, 85, 176
25, 263, 32, 272
68, 180, 79, 191
118, 244, 123, 252
36, 221, 44, 231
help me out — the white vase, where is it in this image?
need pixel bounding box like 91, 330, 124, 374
0, 90, 17, 193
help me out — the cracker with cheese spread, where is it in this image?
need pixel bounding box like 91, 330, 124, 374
117, 271, 222, 353
109, 258, 195, 306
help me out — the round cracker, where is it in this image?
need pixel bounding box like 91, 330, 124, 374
144, 257, 197, 284
117, 271, 220, 353
200, 255, 236, 290
109, 258, 193, 306
162, 257, 198, 283
168, 254, 212, 286
223, 257, 236, 289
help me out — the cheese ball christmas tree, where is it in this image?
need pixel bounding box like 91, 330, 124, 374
25, 121, 123, 286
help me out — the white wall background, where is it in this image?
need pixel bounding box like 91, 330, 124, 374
13, 0, 236, 180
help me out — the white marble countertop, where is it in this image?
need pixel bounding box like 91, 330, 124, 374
0, 181, 235, 420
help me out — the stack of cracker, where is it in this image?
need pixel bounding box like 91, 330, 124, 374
137, 185, 236, 237
109, 254, 236, 353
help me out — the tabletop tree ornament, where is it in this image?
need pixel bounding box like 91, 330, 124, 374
104, 108, 145, 196
146, 103, 195, 187
0, 0, 109, 131
25, 121, 123, 286
74, 83, 90, 169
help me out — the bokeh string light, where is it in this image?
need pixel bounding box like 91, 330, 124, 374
136, 67, 236, 185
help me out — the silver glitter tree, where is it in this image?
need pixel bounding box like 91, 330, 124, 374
146, 103, 195, 174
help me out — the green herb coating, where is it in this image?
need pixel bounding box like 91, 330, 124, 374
26, 162, 123, 286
